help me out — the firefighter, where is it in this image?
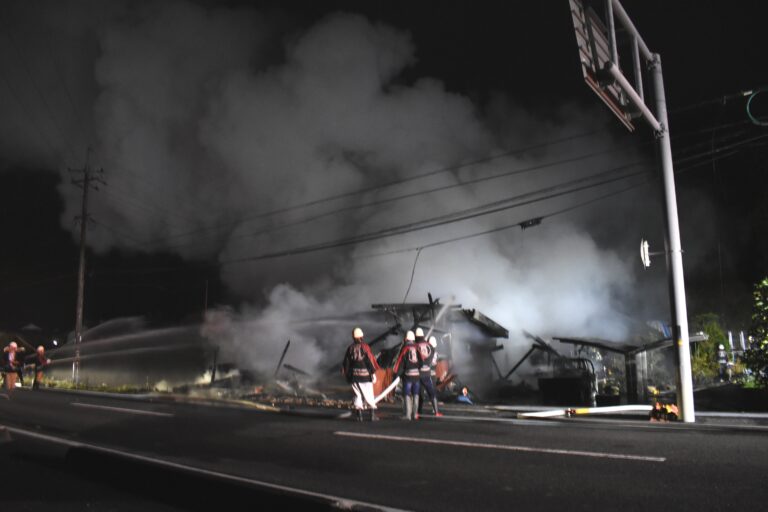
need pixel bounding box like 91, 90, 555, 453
413, 327, 425, 416
2, 341, 25, 391
393, 330, 422, 420
341, 327, 380, 421
716, 344, 729, 382
29, 346, 52, 390
456, 386, 473, 405
417, 335, 443, 417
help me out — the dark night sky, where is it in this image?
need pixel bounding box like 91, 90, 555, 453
0, 0, 766, 339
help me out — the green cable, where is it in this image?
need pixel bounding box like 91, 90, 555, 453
746, 90, 768, 126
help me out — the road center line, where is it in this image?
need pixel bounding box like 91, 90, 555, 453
334, 431, 666, 462
71, 402, 174, 417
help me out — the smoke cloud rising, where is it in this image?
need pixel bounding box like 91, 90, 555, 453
1, 1, 668, 379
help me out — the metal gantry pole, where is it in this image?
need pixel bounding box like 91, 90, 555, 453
570, 0, 696, 421
605, 0, 619, 66
650, 54, 695, 422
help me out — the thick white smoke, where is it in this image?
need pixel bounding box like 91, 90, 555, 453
3, 1, 661, 378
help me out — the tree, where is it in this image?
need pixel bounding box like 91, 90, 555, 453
690, 313, 727, 383
743, 277, 768, 387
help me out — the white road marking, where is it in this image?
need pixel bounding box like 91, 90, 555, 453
71, 402, 174, 417
334, 431, 666, 462
1, 426, 410, 512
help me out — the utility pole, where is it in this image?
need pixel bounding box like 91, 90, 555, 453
569, 0, 695, 421
70, 148, 104, 385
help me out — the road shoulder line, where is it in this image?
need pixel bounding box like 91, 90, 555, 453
1, 425, 410, 512
334, 431, 666, 462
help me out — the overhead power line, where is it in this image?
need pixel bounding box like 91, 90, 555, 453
93, 126, 766, 270
746, 89, 768, 126
0, 60, 62, 162
151, 129, 765, 256
135, 119, 757, 251
142, 129, 607, 246
92, 159, 650, 278
0, 16, 80, 163
159, 145, 643, 252
670, 86, 768, 116
89, 128, 766, 281
357, 179, 652, 260
220, 163, 649, 266
204, 134, 767, 265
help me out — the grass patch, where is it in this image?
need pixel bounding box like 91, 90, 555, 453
42, 378, 159, 394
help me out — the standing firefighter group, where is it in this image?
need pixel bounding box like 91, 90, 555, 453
341, 327, 442, 422
1, 341, 52, 392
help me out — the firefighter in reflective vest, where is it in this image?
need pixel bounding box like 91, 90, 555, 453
393, 330, 422, 420
417, 335, 443, 417
2, 341, 24, 391
341, 327, 381, 421
30, 346, 52, 390
716, 344, 729, 382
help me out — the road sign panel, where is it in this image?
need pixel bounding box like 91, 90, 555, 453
569, 0, 634, 131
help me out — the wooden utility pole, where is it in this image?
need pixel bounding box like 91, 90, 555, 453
70, 148, 104, 384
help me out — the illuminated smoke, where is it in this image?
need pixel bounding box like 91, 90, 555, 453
1, 1, 669, 382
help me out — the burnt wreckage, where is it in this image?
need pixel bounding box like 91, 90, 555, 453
42, 293, 703, 408
366, 294, 509, 399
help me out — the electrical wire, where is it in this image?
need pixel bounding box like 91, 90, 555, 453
90, 219, 147, 247
353, 137, 767, 262
0, 14, 80, 163
356, 179, 651, 260
91, 128, 767, 269
220, 164, 648, 266
209, 134, 768, 266
168, 131, 763, 255
131, 119, 759, 251
35, 0, 89, 149
12, 135, 760, 288
674, 133, 768, 168
402, 248, 423, 303
91, 159, 649, 277
140, 129, 607, 246
670, 87, 765, 116
746, 90, 768, 127
159, 146, 643, 252
0, 62, 63, 163
0, 273, 75, 292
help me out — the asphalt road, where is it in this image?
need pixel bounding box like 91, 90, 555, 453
1, 388, 767, 511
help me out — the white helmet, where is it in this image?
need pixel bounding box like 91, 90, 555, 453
429, 336, 437, 348
405, 330, 415, 342
415, 327, 424, 338
352, 327, 364, 339
718, 344, 724, 350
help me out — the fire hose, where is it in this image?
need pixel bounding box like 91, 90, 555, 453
373, 376, 400, 404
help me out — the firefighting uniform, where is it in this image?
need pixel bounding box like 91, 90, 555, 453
30, 352, 51, 390
393, 341, 422, 398
2, 347, 23, 388
416, 340, 438, 400
342, 341, 380, 410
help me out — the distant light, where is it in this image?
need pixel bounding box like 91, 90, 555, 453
52, 340, 58, 346
640, 239, 651, 268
